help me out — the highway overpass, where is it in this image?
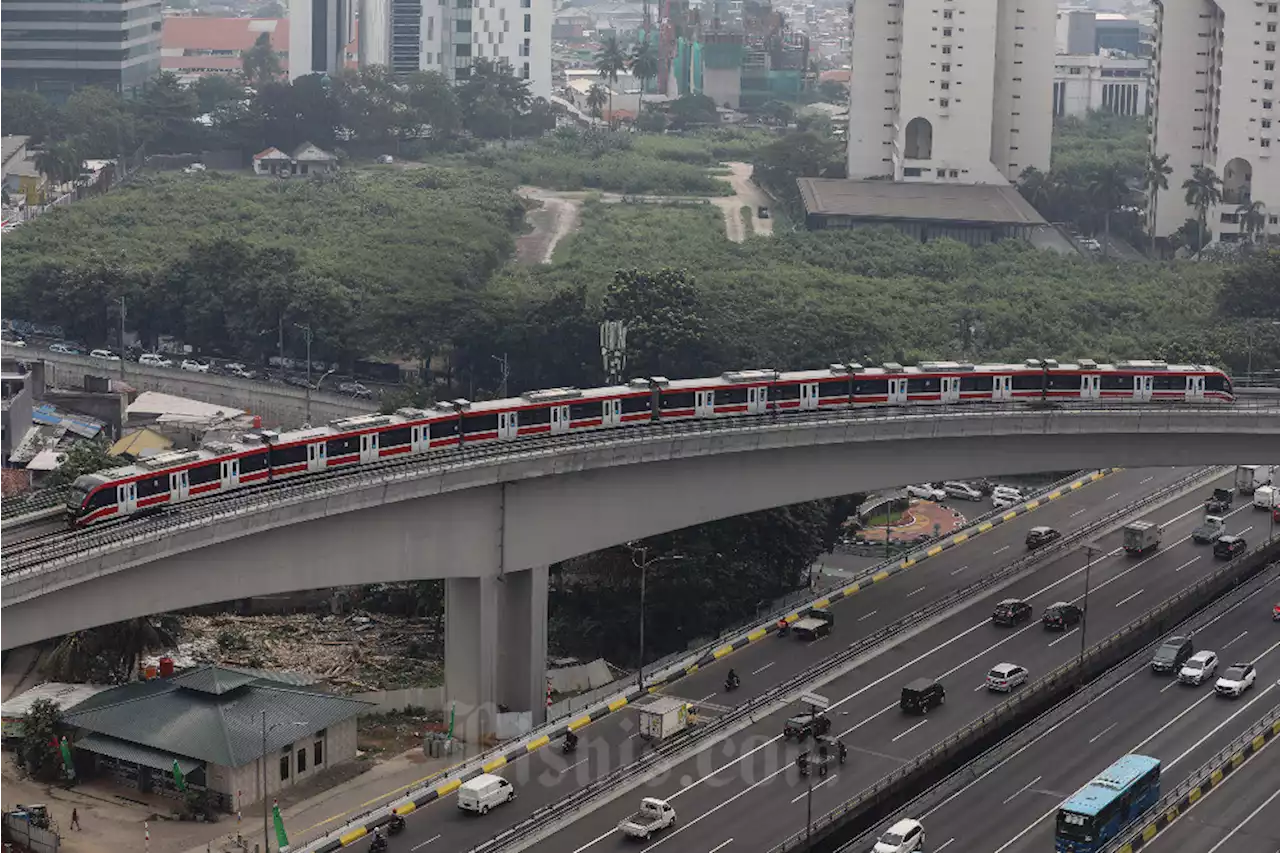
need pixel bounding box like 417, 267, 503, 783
2, 405, 1277, 736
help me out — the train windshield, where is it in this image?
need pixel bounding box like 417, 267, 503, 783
66, 484, 90, 513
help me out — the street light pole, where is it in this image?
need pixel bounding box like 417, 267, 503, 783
262, 711, 269, 853
1079, 545, 1097, 664
804, 768, 814, 850
295, 323, 313, 425
117, 296, 126, 379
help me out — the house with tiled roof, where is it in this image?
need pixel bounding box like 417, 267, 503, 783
252, 146, 292, 177
161, 15, 359, 82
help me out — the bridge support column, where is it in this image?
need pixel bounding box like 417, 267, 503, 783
444, 565, 548, 743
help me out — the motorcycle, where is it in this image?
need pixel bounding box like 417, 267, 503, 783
724, 676, 741, 692
388, 815, 406, 836
562, 735, 578, 754
370, 834, 389, 853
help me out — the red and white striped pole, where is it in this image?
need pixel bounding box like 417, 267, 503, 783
546, 679, 553, 708
144, 820, 150, 853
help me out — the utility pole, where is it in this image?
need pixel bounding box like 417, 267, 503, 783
261, 711, 269, 853
117, 296, 126, 379
1079, 545, 1096, 665
492, 353, 510, 398
295, 323, 313, 425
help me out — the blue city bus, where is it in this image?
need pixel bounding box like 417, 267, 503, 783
1054, 754, 1161, 853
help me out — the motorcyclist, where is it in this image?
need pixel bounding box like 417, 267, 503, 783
370, 828, 388, 852
837, 740, 848, 763
563, 730, 579, 752
725, 669, 740, 690
388, 814, 406, 834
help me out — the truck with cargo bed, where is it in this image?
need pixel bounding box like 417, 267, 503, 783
1205, 488, 1233, 514
791, 606, 834, 641
1122, 521, 1162, 556
1236, 465, 1273, 494
637, 697, 694, 742
618, 798, 676, 839
1192, 515, 1227, 544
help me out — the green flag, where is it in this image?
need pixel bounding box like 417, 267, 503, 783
447, 701, 456, 739
59, 736, 76, 780
172, 759, 186, 792
272, 799, 290, 850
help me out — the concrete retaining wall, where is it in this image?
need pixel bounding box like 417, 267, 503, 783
354, 686, 445, 713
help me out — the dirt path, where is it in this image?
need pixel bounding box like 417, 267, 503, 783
711, 161, 774, 242
515, 192, 581, 264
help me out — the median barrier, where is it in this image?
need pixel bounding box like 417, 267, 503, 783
767, 539, 1280, 853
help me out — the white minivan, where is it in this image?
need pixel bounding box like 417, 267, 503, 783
457, 774, 515, 815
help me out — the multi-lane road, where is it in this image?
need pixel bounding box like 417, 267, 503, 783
349, 466, 1232, 853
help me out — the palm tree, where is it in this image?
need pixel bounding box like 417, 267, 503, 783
1087, 165, 1132, 258
629, 39, 660, 114
595, 35, 628, 128
1141, 152, 1172, 256
586, 84, 608, 120
1182, 165, 1223, 257
34, 140, 82, 193
1016, 166, 1056, 216
242, 31, 283, 88
1237, 199, 1267, 245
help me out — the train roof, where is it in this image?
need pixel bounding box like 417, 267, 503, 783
1061, 754, 1161, 816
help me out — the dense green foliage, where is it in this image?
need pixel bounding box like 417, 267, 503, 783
16, 699, 64, 782
44, 617, 182, 684
1051, 112, 1148, 178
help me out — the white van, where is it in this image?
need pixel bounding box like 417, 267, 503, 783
1254, 485, 1277, 510
457, 773, 515, 815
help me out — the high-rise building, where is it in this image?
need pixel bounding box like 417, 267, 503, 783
289, 0, 353, 80
1, 0, 163, 99
376, 0, 551, 100
845, 0, 1055, 185
1148, 0, 1280, 245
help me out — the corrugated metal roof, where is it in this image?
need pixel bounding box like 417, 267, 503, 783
170, 667, 257, 695
797, 179, 1047, 226
77, 733, 201, 774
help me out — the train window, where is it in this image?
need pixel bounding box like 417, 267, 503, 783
906, 376, 941, 394
88, 489, 116, 510
521, 406, 551, 425
1011, 374, 1045, 391
852, 378, 890, 395
569, 400, 603, 420
772, 383, 802, 400
661, 391, 696, 410
327, 436, 359, 458
1205, 375, 1227, 392
718, 387, 750, 405
818, 381, 849, 399
1046, 374, 1081, 391
381, 426, 411, 448
1151, 375, 1178, 391
240, 452, 269, 473
1099, 374, 1131, 391
959, 375, 994, 392
430, 419, 459, 439
136, 474, 168, 498
462, 413, 499, 433
271, 444, 308, 467
620, 395, 652, 415
188, 463, 219, 485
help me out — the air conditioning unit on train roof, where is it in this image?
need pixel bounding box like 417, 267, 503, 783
523, 387, 583, 403
451, 398, 472, 410
138, 450, 205, 470
329, 414, 393, 431
395, 407, 430, 419
1078, 359, 1099, 370
1043, 358, 1060, 368
1118, 360, 1169, 370
920, 361, 974, 372
882, 362, 904, 373
203, 441, 235, 455
1025, 358, 1042, 367
722, 369, 777, 382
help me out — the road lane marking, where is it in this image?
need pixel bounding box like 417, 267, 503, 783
1001, 775, 1043, 805
993, 545, 1010, 555
752, 662, 775, 675
1140, 476, 1153, 484
1070, 509, 1086, 518
935, 839, 956, 853
907, 586, 926, 598
1222, 630, 1248, 650
891, 720, 928, 742
1202, 773, 1280, 853
707, 839, 734, 853
857, 610, 879, 621
1159, 679, 1181, 693
411, 836, 441, 850
1048, 627, 1080, 647
1087, 723, 1116, 744
1106, 492, 1121, 500
1114, 589, 1145, 608
558, 758, 588, 775
1166, 681, 1279, 769
1175, 556, 1200, 572
790, 774, 839, 803
699, 693, 717, 703
950, 565, 969, 575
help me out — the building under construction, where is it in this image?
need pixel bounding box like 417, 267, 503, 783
658, 0, 812, 110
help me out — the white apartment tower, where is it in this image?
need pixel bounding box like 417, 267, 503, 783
1149, 0, 1280, 244
289, 0, 354, 80
846, 0, 1055, 185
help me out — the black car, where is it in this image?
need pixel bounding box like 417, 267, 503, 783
900, 677, 946, 714
1025, 526, 1061, 549
783, 712, 831, 741
1151, 635, 1194, 673
1213, 535, 1246, 560
1042, 601, 1083, 630
992, 598, 1033, 626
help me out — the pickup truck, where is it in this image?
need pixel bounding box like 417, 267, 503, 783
792, 607, 834, 641
1205, 488, 1233, 515
618, 798, 676, 840
783, 712, 832, 741
1192, 515, 1227, 544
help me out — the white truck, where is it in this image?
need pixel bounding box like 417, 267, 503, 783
1123, 521, 1162, 556
1254, 485, 1278, 511
637, 697, 694, 742
1235, 465, 1273, 494
618, 797, 677, 840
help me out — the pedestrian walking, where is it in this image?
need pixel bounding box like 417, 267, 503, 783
70, 808, 81, 830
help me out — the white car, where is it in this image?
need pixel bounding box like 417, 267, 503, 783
180, 359, 209, 373
1215, 663, 1257, 697
89, 349, 120, 361
992, 493, 1018, 509
49, 342, 79, 355
943, 481, 984, 501
991, 485, 1025, 504
139, 353, 173, 368
907, 484, 947, 502
873, 818, 925, 853
3, 338, 27, 348
1178, 651, 1218, 685
986, 662, 1029, 692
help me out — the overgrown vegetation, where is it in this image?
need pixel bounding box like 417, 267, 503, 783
16, 699, 64, 783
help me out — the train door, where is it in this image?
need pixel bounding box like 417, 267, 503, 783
1185, 375, 1205, 402
1082, 374, 1101, 401
307, 441, 327, 472
992, 375, 1013, 401
411, 425, 425, 454
1134, 375, 1153, 402
117, 482, 138, 515
602, 399, 623, 427
170, 470, 190, 502
747, 386, 769, 414
940, 377, 961, 404
799, 382, 820, 411
497, 411, 519, 440
220, 459, 240, 490
549, 405, 571, 434
887, 377, 909, 404
360, 432, 380, 463
695, 390, 716, 417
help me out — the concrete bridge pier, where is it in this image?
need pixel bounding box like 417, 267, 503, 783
444, 565, 548, 742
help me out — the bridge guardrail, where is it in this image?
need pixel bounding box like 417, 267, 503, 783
313, 466, 1218, 853
1, 486, 70, 525
768, 539, 1280, 853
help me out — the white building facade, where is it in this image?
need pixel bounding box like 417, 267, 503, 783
846, 0, 1055, 185
1053, 54, 1150, 117
289, 0, 354, 80
1149, 0, 1280, 244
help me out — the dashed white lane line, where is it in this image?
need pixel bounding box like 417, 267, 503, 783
752, 662, 775, 675
1002, 775, 1043, 805
891, 719, 929, 742
1087, 723, 1117, 744
1114, 589, 1145, 608
993, 545, 1010, 555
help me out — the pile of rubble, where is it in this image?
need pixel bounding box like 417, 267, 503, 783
147, 611, 443, 694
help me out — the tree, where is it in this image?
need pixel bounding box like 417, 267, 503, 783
242, 31, 284, 88
586, 84, 608, 120
136, 71, 203, 153
1183, 165, 1223, 257
602, 268, 710, 378
595, 36, 628, 127
817, 79, 848, 104
45, 438, 117, 487
666, 93, 719, 130
34, 141, 82, 189
1, 90, 63, 143
758, 99, 795, 127
404, 70, 461, 139
458, 59, 534, 139
1237, 200, 1268, 246
1142, 152, 1172, 256
1017, 167, 1057, 215
1217, 249, 1280, 320
629, 39, 660, 113
45, 616, 182, 685
1086, 165, 1132, 258
192, 74, 246, 115
16, 699, 64, 783
63, 86, 139, 157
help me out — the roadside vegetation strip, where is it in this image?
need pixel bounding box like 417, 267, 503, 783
1106, 702, 1280, 853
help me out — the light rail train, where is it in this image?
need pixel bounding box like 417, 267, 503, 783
68, 358, 1234, 526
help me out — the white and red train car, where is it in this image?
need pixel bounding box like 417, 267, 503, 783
68, 358, 1233, 526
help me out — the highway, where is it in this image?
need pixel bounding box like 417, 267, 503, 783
337, 467, 1224, 853
917, 566, 1280, 853
1143, 717, 1280, 853
502, 469, 1261, 853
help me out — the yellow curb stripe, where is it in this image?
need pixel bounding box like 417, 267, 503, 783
842, 583, 860, 596
1002, 511, 1018, 521
482, 756, 507, 773
747, 627, 768, 641
1024, 500, 1040, 510
567, 715, 592, 731
872, 570, 890, 582
952, 533, 968, 544
394, 802, 416, 816
712, 645, 734, 659
608, 697, 629, 712
340, 827, 368, 845
977, 522, 993, 532
926, 545, 943, 557
526, 735, 550, 752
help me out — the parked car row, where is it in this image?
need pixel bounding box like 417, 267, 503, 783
906, 480, 1030, 508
